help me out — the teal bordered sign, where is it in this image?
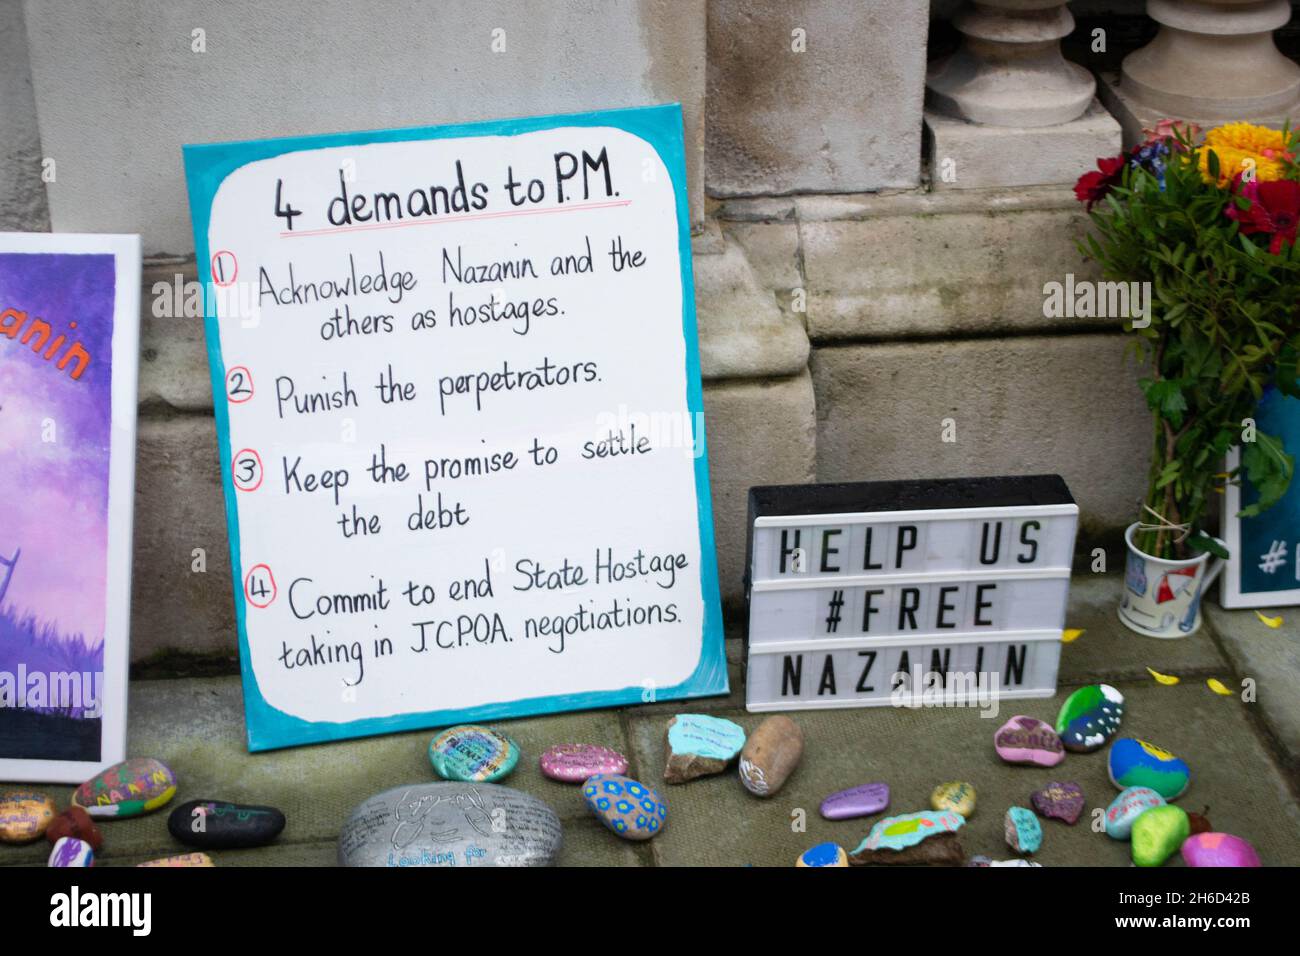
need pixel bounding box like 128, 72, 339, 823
183, 105, 726, 751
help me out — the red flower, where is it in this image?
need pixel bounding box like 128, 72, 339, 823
1226, 178, 1300, 254
1074, 155, 1126, 210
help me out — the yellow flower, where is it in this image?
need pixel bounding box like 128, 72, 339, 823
1198, 122, 1293, 186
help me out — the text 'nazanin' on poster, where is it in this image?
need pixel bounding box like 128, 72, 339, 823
183, 106, 725, 750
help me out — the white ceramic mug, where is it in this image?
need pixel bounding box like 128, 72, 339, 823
1118, 522, 1226, 639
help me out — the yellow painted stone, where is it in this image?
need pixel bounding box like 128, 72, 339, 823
137, 853, 214, 867
0, 790, 56, 843
929, 781, 976, 818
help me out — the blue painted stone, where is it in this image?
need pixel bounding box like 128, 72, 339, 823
1104, 786, 1166, 840
1108, 738, 1190, 799
582, 774, 666, 841
797, 842, 848, 867
1005, 806, 1042, 854
428, 725, 519, 783
1055, 684, 1124, 752
848, 810, 965, 865
664, 714, 746, 783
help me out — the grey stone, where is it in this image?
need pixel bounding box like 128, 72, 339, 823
338, 782, 562, 867
799, 194, 1111, 340
926, 100, 1122, 190
810, 335, 1151, 536
703, 373, 817, 608
139, 259, 213, 411
694, 234, 808, 380
23, 0, 707, 255
0, 0, 48, 231
706, 0, 927, 195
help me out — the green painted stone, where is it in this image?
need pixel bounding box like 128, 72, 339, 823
428, 725, 520, 782
1055, 684, 1124, 752
1131, 805, 1190, 867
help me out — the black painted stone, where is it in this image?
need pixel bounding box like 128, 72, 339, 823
167, 799, 285, 849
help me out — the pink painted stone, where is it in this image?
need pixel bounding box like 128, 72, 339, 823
995, 715, 1065, 767
1181, 832, 1261, 868
819, 782, 890, 821
539, 744, 629, 783
1031, 781, 1085, 824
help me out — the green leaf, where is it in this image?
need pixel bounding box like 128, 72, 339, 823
1188, 529, 1229, 560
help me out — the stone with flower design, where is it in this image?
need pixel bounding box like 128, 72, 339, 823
48, 837, 94, 868
582, 773, 666, 841
0, 790, 56, 843
72, 757, 177, 819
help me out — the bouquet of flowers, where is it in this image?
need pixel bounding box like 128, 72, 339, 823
1076, 121, 1300, 561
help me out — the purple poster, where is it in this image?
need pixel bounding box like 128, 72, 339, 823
0, 234, 139, 783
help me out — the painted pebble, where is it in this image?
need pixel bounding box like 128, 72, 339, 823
848, 810, 966, 866
48, 837, 94, 868
428, 725, 519, 783
582, 774, 667, 841
46, 807, 103, 852
968, 855, 1042, 867
1181, 832, 1261, 868
1131, 805, 1189, 867
663, 714, 746, 783
539, 744, 628, 783
1104, 786, 1166, 840
0, 790, 56, 843
1030, 781, 1085, 825
738, 715, 804, 798
1055, 684, 1124, 752
167, 800, 286, 849
72, 757, 177, 819
137, 853, 214, 867
820, 782, 890, 821
1108, 738, 1190, 799
1005, 806, 1042, 854
994, 715, 1065, 767
930, 781, 976, 818
339, 783, 561, 867
1187, 807, 1213, 835
796, 842, 848, 867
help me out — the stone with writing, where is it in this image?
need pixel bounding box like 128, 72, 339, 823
968, 855, 1042, 867
848, 810, 965, 866
583, 773, 667, 841
167, 799, 286, 849
428, 725, 520, 783
1131, 804, 1189, 867
339, 782, 562, 866
994, 715, 1065, 767
1030, 781, 1085, 825
820, 782, 890, 821
738, 715, 804, 798
1104, 786, 1166, 840
48, 837, 94, 868
1055, 683, 1124, 752
663, 714, 746, 783
1107, 738, 1190, 799
0, 789, 56, 843
1181, 832, 1261, 868
137, 853, 214, 867
796, 842, 848, 867
72, 757, 177, 819
1005, 806, 1042, 854
539, 743, 628, 783
45, 806, 103, 852
930, 781, 976, 818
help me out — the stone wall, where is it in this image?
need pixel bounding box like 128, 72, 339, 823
1, 0, 1181, 660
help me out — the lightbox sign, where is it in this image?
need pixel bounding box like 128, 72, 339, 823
744, 475, 1078, 711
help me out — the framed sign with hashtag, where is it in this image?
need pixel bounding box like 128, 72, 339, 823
1221, 385, 1300, 608
743, 475, 1078, 711
183, 106, 726, 750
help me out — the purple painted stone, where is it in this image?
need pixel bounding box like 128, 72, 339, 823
1181, 833, 1261, 868
1031, 781, 1085, 824
994, 715, 1065, 767
819, 782, 890, 821
539, 744, 629, 783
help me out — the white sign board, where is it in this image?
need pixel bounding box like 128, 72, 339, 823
183, 106, 726, 750
744, 476, 1077, 711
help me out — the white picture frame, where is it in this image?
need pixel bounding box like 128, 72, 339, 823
1221, 445, 1300, 609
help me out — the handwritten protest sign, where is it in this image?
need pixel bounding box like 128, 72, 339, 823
183, 106, 725, 750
